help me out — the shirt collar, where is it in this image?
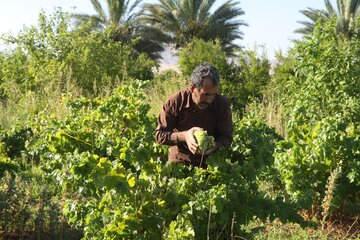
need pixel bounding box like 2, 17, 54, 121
184, 88, 193, 109
184, 88, 209, 112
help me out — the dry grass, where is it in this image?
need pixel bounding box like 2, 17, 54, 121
247, 217, 359, 240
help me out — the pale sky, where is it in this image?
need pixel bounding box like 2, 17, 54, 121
0, 0, 329, 61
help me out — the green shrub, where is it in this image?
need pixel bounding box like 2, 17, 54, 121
0, 123, 81, 239
273, 19, 360, 219
0, 80, 302, 239
0, 9, 157, 126
146, 69, 186, 116
223, 47, 271, 115
178, 38, 230, 78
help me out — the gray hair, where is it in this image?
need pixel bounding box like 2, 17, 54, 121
189, 63, 220, 89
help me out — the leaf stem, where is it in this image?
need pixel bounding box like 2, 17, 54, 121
199, 150, 205, 168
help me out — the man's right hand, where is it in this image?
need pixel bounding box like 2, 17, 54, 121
178, 127, 203, 154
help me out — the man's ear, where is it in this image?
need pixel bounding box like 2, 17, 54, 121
189, 85, 195, 92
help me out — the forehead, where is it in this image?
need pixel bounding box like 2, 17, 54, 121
199, 77, 219, 93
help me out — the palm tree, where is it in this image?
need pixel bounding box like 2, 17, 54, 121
72, 0, 170, 60
141, 0, 247, 56
296, 0, 360, 39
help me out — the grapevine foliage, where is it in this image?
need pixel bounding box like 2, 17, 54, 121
0, 79, 305, 239
4, 7, 360, 238
193, 130, 215, 152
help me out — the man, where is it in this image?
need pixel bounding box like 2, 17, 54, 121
155, 63, 233, 166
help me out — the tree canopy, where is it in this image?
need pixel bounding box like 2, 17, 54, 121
296, 0, 360, 39
72, 0, 170, 60
141, 0, 247, 56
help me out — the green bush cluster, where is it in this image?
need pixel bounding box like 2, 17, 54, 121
272, 19, 360, 219
0, 125, 82, 238
0, 80, 302, 239
1, 6, 359, 239
0, 10, 156, 125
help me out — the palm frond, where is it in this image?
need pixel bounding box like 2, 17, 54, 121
142, 0, 246, 55
71, 0, 168, 61
91, 0, 107, 22
105, 0, 121, 24
325, 0, 338, 16
72, 13, 105, 30
297, 0, 360, 39
125, 0, 142, 23
198, 0, 215, 22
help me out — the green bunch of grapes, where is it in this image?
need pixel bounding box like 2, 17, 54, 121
193, 130, 215, 152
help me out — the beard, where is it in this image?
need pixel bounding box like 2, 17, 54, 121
198, 102, 209, 110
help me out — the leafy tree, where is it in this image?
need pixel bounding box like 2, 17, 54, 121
235, 47, 271, 103
0, 10, 156, 105
222, 47, 271, 115
178, 38, 229, 77
142, 0, 247, 56
72, 0, 169, 60
296, 0, 360, 39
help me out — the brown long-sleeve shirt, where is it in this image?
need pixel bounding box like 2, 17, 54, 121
155, 89, 233, 165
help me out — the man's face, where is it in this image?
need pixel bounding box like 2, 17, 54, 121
191, 77, 219, 110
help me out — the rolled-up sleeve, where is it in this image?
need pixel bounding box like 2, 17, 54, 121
155, 96, 179, 146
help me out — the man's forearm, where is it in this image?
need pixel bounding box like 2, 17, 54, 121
156, 130, 185, 145
170, 131, 187, 144
156, 130, 174, 145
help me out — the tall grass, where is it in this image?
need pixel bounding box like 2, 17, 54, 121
245, 96, 287, 138
145, 69, 186, 117
0, 70, 130, 129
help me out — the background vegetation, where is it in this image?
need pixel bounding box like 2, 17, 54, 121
0, 0, 359, 239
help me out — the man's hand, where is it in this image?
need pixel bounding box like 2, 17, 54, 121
176, 128, 219, 155
178, 127, 203, 154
